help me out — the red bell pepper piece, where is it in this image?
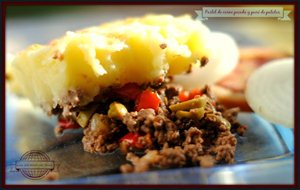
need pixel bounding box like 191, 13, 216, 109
135, 89, 161, 112
119, 132, 143, 149
178, 88, 203, 102
178, 90, 190, 102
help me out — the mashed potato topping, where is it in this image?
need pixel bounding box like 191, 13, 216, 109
9, 14, 212, 111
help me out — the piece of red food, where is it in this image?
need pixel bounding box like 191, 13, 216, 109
114, 83, 142, 100
188, 88, 203, 99
119, 132, 143, 149
135, 89, 161, 112
58, 118, 80, 129
179, 88, 203, 102
178, 91, 190, 102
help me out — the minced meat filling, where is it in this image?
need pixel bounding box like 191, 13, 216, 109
60, 84, 246, 173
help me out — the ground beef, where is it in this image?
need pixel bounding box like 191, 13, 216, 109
236, 125, 248, 136
219, 106, 248, 136
122, 109, 156, 133
158, 146, 186, 168
79, 84, 246, 173
198, 155, 215, 167
82, 114, 126, 153
121, 150, 161, 173
183, 127, 203, 145
82, 127, 120, 153
164, 84, 182, 99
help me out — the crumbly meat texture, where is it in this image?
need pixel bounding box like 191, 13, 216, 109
79, 84, 247, 173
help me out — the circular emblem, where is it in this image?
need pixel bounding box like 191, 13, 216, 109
15, 150, 54, 180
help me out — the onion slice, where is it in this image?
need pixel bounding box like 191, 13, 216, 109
173, 32, 239, 90
245, 58, 294, 128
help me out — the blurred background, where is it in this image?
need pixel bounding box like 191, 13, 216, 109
6, 5, 294, 55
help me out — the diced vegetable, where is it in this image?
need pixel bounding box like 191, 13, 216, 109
206, 113, 231, 130
108, 102, 128, 120
175, 107, 205, 119
90, 113, 111, 135
218, 116, 231, 130
178, 88, 203, 102
178, 91, 189, 102
135, 89, 160, 112
175, 110, 192, 119
58, 118, 80, 129
169, 96, 207, 111
119, 132, 143, 149
76, 105, 98, 128
190, 107, 205, 119
189, 88, 203, 99
114, 83, 142, 100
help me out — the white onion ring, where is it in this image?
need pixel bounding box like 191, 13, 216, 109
173, 32, 239, 90
245, 58, 294, 128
